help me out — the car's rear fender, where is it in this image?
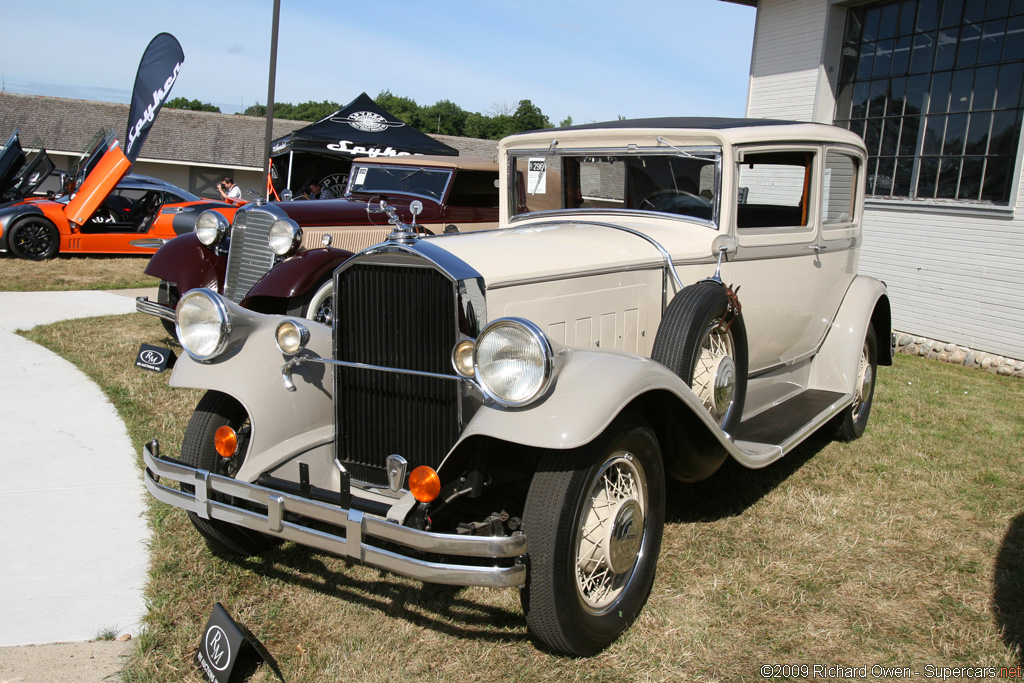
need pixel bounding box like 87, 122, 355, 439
450, 348, 734, 483
144, 232, 226, 294
240, 247, 355, 304
809, 275, 892, 395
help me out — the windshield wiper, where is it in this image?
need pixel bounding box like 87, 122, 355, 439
531, 139, 558, 195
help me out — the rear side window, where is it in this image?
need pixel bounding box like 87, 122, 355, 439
822, 151, 859, 225
737, 151, 814, 229
447, 170, 499, 207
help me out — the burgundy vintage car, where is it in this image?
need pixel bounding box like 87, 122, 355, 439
136, 155, 498, 328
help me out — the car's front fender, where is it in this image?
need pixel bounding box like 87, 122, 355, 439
241, 247, 355, 303
169, 301, 334, 483
456, 349, 719, 451
144, 233, 227, 293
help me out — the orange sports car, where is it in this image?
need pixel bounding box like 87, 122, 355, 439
0, 129, 242, 260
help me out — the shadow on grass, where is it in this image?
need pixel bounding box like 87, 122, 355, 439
994, 512, 1024, 664
665, 433, 831, 524
235, 544, 528, 645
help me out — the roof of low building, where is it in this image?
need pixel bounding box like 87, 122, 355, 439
0, 92, 497, 167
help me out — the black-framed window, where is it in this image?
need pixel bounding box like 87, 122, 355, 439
834, 0, 1024, 204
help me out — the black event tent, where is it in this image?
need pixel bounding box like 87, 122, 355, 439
269, 92, 458, 197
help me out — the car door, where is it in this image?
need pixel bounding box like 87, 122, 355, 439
64, 142, 131, 227
726, 145, 852, 372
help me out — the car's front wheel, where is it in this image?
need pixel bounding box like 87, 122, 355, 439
9, 217, 59, 260
521, 414, 665, 656
181, 390, 278, 557
288, 279, 334, 325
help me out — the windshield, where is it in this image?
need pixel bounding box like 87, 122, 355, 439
346, 163, 453, 202
509, 147, 721, 225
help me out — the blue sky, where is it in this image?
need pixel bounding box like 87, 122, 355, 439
0, 0, 756, 125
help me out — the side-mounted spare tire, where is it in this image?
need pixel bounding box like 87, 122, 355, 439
651, 280, 748, 434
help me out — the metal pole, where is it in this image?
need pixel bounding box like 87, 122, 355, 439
262, 0, 281, 201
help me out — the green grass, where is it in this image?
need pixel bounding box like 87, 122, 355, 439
21, 312, 1024, 683
0, 254, 154, 291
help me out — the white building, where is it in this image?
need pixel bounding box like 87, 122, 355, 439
728, 0, 1024, 364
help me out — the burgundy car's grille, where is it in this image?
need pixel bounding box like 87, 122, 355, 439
223, 210, 276, 303
334, 262, 461, 487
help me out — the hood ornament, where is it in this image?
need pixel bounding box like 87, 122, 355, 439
369, 198, 423, 244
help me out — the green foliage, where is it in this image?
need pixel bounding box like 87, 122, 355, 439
164, 97, 220, 113
239, 91, 555, 140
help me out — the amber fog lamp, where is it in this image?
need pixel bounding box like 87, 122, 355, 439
214, 426, 238, 458
275, 320, 309, 355
409, 466, 441, 503
451, 339, 476, 378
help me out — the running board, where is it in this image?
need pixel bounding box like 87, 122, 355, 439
730, 390, 851, 468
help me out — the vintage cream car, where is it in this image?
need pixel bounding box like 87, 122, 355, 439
143, 118, 892, 656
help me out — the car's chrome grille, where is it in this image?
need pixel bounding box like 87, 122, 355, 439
223, 210, 276, 303
334, 262, 461, 487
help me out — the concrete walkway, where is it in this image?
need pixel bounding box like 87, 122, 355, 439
0, 290, 151, 649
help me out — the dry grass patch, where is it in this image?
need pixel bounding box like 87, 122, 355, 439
20, 312, 1024, 682
0, 254, 153, 291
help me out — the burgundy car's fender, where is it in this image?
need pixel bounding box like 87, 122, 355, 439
144, 233, 227, 293
240, 247, 355, 305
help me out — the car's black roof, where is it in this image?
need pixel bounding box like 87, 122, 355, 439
545, 117, 811, 133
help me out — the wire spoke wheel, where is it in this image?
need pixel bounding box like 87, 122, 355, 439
651, 281, 747, 434
833, 323, 878, 442
690, 320, 737, 426
521, 414, 665, 656
575, 453, 647, 611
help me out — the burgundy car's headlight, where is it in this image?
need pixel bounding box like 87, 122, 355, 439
195, 210, 229, 246
268, 219, 302, 256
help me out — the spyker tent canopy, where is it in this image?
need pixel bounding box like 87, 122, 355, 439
269, 92, 458, 197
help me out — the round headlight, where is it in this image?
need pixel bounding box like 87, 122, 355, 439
176, 289, 231, 361
275, 320, 309, 356
268, 219, 302, 256
475, 318, 553, 407
195, 210, 229, 246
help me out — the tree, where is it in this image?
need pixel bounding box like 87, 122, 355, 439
559, 115, 574, 128
510, 99, 551, 134
375, 90, 422, 127
165, 97, 220, 113
422, 99, 468, 136
290, 100, 340, 121
488, 100, 515, 117
242, 103, 266, 117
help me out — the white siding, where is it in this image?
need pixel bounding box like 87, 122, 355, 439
746, 0, 829, 121
860, 203, 1024, 359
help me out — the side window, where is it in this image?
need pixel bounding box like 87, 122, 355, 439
737, 151, 814, 229
822, 151, 858, 226
447, 170, 499, 208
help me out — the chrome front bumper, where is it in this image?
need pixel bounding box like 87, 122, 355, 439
135, 296, 175, 322
142, 441, 527, 588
